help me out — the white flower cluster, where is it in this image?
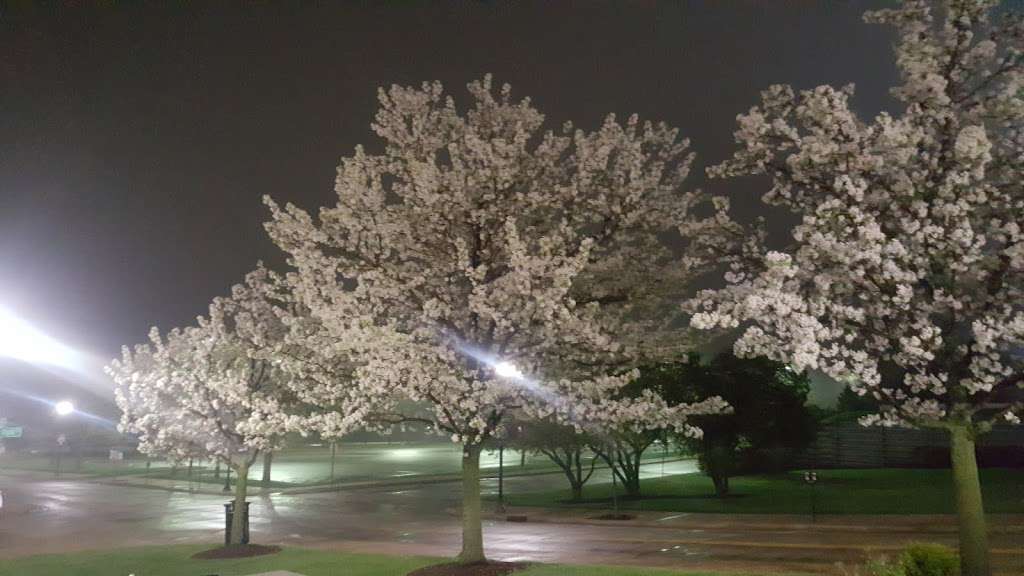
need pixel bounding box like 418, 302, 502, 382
107, 267, 313, 469
692, 0, 1024, 431
263, 75, 737, 447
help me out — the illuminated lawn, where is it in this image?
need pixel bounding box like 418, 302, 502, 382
501, 468, 1024, 515
0, 545, 801, 576
0, 442, 680, 487
0, 454, 173, 478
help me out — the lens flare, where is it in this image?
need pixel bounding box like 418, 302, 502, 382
494, 361, 523, 379
0, 307, 79, 369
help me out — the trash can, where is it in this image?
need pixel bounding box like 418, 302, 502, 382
223, 501, 250, 546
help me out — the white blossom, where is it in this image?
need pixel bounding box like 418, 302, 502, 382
264, 75, 738, 447
692, 0, 1024, 431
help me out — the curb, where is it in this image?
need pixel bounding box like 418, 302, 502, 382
486, 508, 1024, 535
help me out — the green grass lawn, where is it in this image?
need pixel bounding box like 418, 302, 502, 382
0, 545, 797, 576
501, 468, 1024, 514
0, 442, 681, 488
0, 454, 174, 478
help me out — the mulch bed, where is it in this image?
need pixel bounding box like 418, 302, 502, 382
407, 561, 529, 576
191, 544, 282, 559
591, 512, 636, 521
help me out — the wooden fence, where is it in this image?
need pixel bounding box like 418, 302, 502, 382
793, 423, 1024, 469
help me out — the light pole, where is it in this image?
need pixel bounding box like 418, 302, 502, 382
496, 443, 505, 512
53, 401, 74, 476
330, 441, 337, 481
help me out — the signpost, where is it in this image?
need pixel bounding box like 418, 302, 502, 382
0, 426, 22, 439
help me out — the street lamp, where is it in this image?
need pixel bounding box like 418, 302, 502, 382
53, 401, 74, 476
494, 361, 523, 379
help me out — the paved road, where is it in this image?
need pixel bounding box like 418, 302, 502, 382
1, 470, 1022, 574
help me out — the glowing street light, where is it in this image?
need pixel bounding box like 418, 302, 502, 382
0, 307, 79, 368
494, 361, 523, 380
54, 400, 75, 416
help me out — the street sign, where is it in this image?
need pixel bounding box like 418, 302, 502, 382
0, 426, 22, 439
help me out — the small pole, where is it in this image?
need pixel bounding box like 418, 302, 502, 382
610, 445, 619, 515
223, 467, 232, 492
811, 476, 817, 522
804, 470, 818, 523
661, 434, 667, 479
330, 442, 337, 481
497, 444, 505, 511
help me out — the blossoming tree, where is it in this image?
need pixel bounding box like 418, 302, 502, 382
108, 272, 305, 546
264, 76, 734, 563
689, 2, 1023, 573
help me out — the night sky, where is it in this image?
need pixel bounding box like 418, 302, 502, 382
1, 1, 898, 419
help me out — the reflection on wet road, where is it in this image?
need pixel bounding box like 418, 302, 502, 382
1, 469, 1022, 575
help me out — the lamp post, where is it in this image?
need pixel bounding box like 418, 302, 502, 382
53, 401, 74, 477
803, 470, 819, 523
496, 442, 505, 513
330, 441, 337, 481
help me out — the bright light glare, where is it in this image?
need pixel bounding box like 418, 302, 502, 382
389, 448, 421, 460
0, 307, 78, 368
494, 361, 523, 379
54, 400, 75, 416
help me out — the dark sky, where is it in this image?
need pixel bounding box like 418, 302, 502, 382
1, 1, 898, 416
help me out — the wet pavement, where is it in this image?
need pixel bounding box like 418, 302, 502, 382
1, 470, 1022, 574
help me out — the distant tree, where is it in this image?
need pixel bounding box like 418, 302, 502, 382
505, 419, 597, 501
108, 268, 325, 546
690, 2, 1024, 571
588, 363, 698, 498
589, 429, 660, 498
671, 353, 816, 498
835, 385, 881, 415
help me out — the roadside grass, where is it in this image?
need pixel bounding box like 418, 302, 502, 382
500, 468, 1024, 514
0, 545, 802, 576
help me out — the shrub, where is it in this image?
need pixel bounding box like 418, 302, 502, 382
900, 543, 958, 576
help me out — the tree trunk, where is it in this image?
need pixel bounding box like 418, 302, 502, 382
628, 449, 643, 497
261, 451, 273, 484
571, 484, 583, 501
711, 473, 730, 498
228, 461, 249, 546
214, 460, 221, 479
457, 443, 485, 564
949, 424, 990, 576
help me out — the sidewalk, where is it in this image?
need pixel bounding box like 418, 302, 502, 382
490, 505, 1024, 535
